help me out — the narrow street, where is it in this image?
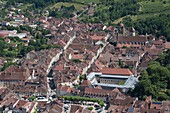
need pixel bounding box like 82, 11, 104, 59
62, 34, 111, 86
46, 32, 77, 100
76, 34, 110, 84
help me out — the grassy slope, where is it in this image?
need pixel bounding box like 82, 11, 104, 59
112, 0, 170, 23
19, 4, 32, 10
75, 0, 100, 4
49, 2, 85, 10
113, 16, 127, 24
132, 0, 170, 20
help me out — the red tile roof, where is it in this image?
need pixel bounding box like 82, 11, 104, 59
54, 65, 64, 71
165, 42, 170, 49
80, 80, 92, 87
90, 36, 105, 40
118, 35, 154, 43
150, 102, 162, 110
0, 66, 30, 81
101, 68, 133, 76
60, 86, 72, 93
84, 88, 120, 97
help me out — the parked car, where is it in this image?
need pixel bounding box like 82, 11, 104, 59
97, 109, 102, 113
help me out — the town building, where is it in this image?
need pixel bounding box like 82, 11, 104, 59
87, 68, 138, 92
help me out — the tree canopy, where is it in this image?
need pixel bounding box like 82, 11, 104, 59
6, 0, 73, 8
130, 50, 170, 101
80, 0, 140, 24
123, 14, 170, 41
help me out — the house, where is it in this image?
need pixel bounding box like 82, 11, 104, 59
165, 42, 170, 50
126, 27, 136, 36
21, 37, 31, 43
2, 99, 37, 113
13, 83, 47, 97
4, 38, 11, 43
107, 105, 126, 113
8, 33, 27, 39
70, 105, 92, 113
144, 46, 163, 60
153, 39, 165, 49
0, 30, 17, 37
98, 52, 114, 66
9, 43, 17, 47
37, 101, 47, 112
0, 87, 10, 100
138, 53, 152, 71
45, 100, 64, 113
0, 66, 30, 87
87, 7, 94, 16
0, 88, 37, 113
138, 96, 165, 113
117, 35, 155, 48
84, 87, 123, 101
14, 17, 24, 22
57, 85, 75, 96
1, 21, 10, 26
111, 47, 144, 72
90, 35, 105, 41
79, 79, 92, 92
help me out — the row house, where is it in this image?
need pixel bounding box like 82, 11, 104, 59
84, 87, 124, 101
0, 66, 30, 87
13, 84, 47, 97
117, 35, 155, 48
0, 87, 37, 113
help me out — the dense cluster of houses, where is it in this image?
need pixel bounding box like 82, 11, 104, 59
0, 86, 170, 113
0, 1, 170, 113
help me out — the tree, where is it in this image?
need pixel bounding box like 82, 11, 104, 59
1, 62, 17, 71
158, 92, 169, 101
79, 74, 85, 83
87, 107, 93, 111
163, 1, 166, 4
28, 96, 36, 101
130, 51, 170, 100
99, 101, 104, 107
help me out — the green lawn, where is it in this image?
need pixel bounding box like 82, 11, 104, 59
113, 15, 130, 24
50, 2, 85, 10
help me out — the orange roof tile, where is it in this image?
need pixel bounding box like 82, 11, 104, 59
54, 65, 64, 71
90, 36, 105, 40
80, 80, 92, 87
165, 42, 170, 49
101, 68, 133, 76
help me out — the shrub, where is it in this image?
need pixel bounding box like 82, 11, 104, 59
163, 1, 166, 4
28, 96, 36, 101
87, 107, 93, 111
99, 101, 104, 107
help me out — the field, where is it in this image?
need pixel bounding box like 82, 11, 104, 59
49, 2, 85, 10
113, 15, 131, 24
19, 4, 32, 10
131, 0, 170, 20
75, 0, 100, 4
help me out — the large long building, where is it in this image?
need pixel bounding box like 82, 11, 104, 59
87, 68, 138, 92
